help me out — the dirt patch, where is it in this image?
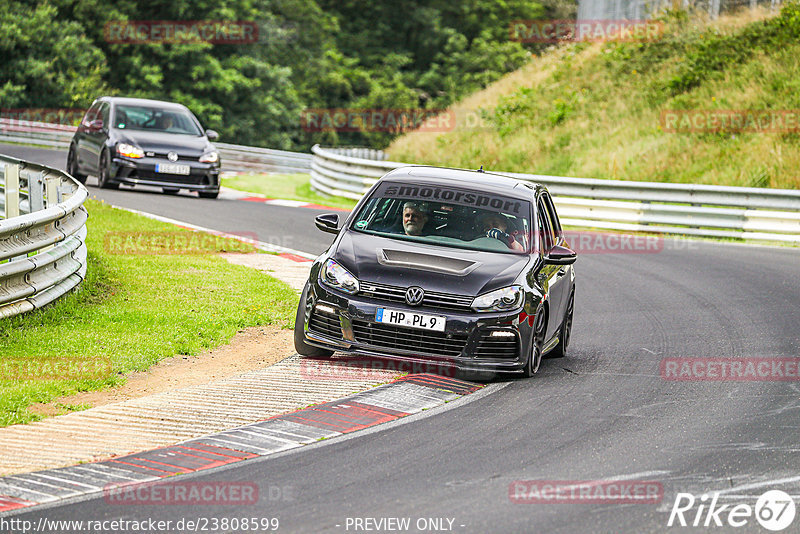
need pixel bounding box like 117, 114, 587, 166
28, 325, 294, 417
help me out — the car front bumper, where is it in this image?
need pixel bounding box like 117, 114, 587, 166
111, 156, 220, 192
301, 280, 534, 374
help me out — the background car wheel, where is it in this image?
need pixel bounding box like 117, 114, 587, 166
198, 191, 219, 199
162, 188, 180, 195
66, 147, 88, 184
97, 150, 118, 189
522, 307, 545, 377
294, 284, 334, 359
547, 290, 574, 359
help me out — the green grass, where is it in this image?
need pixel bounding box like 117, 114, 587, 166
222, 173, 358, 210
388, 5, 800, 190
0, 199, 298, 427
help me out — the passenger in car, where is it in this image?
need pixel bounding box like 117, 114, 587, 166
479, 213, 524, 252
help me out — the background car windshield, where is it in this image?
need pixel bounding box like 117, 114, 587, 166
352, 182, 531, 254
113, 105, 202, 135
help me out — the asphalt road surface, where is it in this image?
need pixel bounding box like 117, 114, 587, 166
3, 143, 800, 533
0, 143, 337, 256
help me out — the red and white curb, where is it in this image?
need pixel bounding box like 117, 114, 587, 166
0, 374, 481, 514
220, 186, 350, 213
237, 196, 350, 212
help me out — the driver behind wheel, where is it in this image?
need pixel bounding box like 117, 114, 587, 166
478, 213, 524, 252
402, 201, 430, 236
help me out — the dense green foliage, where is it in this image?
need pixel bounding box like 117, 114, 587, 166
1, 0, 575, 150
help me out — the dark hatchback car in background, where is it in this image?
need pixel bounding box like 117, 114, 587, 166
294, 166, 577, 377
67, 96, 221, 198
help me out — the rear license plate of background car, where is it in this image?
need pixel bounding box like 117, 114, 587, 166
155, 163, 190, 175
375, 308, 446, 332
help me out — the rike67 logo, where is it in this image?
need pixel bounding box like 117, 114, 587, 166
668, 490, 796, 531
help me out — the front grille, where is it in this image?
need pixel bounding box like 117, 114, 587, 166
352, 319, 468, 358
149, 152, 201, 161
473, 332, 519, 359
308, 308, 343, 339
359, 281, 473, 311
128, 170, 205, 184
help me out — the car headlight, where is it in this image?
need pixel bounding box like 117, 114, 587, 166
320, 259, 359, 294
472, 285, 524, 312
117, 143, 144, 159
199, 151, 219, 163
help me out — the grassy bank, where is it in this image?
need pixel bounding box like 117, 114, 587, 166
388, 5, 800, 189
222, 173, 358, 210
0, 200, 297, 427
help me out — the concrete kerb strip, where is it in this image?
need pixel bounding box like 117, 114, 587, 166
0, 374, 483, 514
0, 356, 401, 476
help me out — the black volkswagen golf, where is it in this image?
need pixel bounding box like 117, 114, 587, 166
67, 96, 221, 198
294, 166, 577, 377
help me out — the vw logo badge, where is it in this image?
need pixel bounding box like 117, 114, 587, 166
405, 286, 424, 306
167, 151, 178, 162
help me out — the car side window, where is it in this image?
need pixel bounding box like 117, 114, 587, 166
537, 198, 554, 253
99, 103, 110, 128
81, 103, 101, 128
542, 193, 561, 243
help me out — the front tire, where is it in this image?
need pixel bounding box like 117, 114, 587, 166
162, 188, 180, 195
294, 284, 334, 358
548, 289, 574, 359
198, 191, 219, 199
67, 147, 88, 184
522, 307, 546, 378
97, 150, 118, 189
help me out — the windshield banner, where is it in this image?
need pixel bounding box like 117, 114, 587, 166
374, 182, 526, 215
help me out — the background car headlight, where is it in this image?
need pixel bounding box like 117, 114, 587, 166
321, 259, 359, 294
472, 285, 524, 312
199, 151, 219, 163
117, 143, 144, 158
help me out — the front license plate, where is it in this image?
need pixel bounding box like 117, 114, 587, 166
155, 163, 190, 175
376, 308, 446, 332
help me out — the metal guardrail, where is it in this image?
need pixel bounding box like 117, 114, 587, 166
311, 145, 800, 243
0, 155, 89, 319
0, 118, 312, 175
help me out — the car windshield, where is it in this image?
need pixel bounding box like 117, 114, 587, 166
351, 182, 532, 254
112, 105, 203, 135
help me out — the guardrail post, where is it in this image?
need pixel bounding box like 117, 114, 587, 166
29, 171, 45, 213
45, 173, 59, 208
4, 163, 20, 219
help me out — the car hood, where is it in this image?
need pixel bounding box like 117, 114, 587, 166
332, 230, 531, 296
115, 130, 212, 156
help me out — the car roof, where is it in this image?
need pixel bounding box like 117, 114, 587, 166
380, 166, 543, 200
95, 96, 189, 110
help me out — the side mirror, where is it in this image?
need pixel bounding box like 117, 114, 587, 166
545, 244, 577, 265
315, 213, 340, 234
89, 119, 104, 131
205, 129, 219, 141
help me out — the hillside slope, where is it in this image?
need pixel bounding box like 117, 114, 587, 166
388, 5, 800, 189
